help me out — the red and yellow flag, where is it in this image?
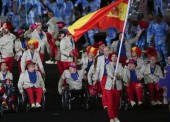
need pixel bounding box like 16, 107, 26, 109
68, 0, 128, 42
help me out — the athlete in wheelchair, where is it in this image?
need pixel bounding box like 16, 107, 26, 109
140, 53, 164, 106
123, 59, 144, 108
58, 62, 89, 110
0, 61, 17, 112
17, 60, 46, 111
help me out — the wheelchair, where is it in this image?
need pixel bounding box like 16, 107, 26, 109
0, 96, 3, 117
0, 80, 19, 114
87, 81, 102, 108
61, 80, 90, 110
17, 89, 45, 112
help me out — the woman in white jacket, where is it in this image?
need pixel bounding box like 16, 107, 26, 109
20, 39, 45, 76
18, 60, 46, 108
79, 46, 98, 76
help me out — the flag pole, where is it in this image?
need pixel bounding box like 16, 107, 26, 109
113, 0, 131, 83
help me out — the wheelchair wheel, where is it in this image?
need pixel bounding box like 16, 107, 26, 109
124, 101, 129, 111
14, 99, 19, 113
84, 89, 90, 110
41, 95, 45, 111
68, 102, 71, 110
22, 93, 30, 112
0, 106, 3, 117
61, 87, 70, 110
17, 94, 24, 111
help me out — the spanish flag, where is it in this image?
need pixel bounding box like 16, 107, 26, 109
68, 0, 128, 42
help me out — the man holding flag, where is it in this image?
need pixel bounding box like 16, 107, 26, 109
67, 1, 132, 121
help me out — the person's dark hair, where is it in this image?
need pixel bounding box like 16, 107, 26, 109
156, 14, 163, 19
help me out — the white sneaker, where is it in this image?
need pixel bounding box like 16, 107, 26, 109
55, 61, 57, 64
45, 60, 54, 64
151, 100, 156, 106
31, 103, 36, 108
114, 118, 120, 122
130, 101, 136, 107
36, 103, 41, 108
138, 101, 143, 106
163, 98, 168, 105
110, 119, 114, 122
156, 101, 162, 105
166, 3, 170, 11
104, 106, 108, 110
166, 8, 170, 11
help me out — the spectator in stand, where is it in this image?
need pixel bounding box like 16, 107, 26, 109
136, 13, 148, 50
34, 0, 43, 22
47, 11, 59, 39
18, 0, 35, 28
74, 0, 89, 11
89, 0, 101, 13
165, 0, 170, 11
11, 0, 22, 32
82, 6, 90, 47
106, 27, 117, 47
56, 0, 66, 21
63, 0, 75, 25
147, 13, 155, 46
151, 14, 170, 64
154, 0, 163, 15
45, 0, 58, 18
1, 0, 12, 16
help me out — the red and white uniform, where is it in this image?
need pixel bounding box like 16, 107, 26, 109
0, 33, 16, 71
123, 67, 143, 103
20, 50, 45, 74
60, 36, 75, 74
140, 63, 164, 103
55, 40, 62, 75
30, 30, 50, 61
105, 62, 123, 120
18, 70, 46, 104
46, 32, 58, 60
14, 38, 27, 73
47, 17, 59, 39
94, 55, 109, 107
